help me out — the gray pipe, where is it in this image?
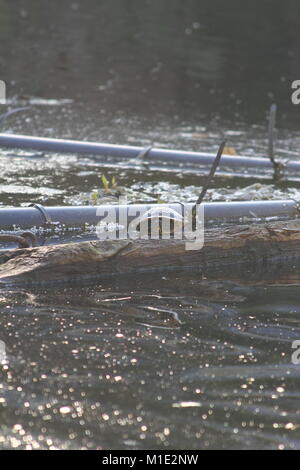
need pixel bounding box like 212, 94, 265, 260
0, 201, 298, 231
1, 133, 300, 172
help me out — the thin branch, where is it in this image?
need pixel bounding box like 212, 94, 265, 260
195, 140, 226, 205
267, 103, 283, 181
136, 145, 152, 160
268, 103, 277, 164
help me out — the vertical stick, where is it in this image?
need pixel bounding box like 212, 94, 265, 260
196, 141, 226, 205
267, 104, 284, 182
268, 103, 277, 165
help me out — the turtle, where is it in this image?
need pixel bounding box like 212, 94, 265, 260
135, 207, 183, 238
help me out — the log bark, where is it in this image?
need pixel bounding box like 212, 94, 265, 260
1, 219, 300, 286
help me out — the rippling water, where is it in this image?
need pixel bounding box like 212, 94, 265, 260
1, 273, 300, 449
1, 0, 300, 450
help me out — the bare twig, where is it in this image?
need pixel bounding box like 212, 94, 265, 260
268, 103, 277, 164
136, 145, 152, 160
195, 140, 226, 205
267, 103, 284, 181
0, 231, 38, 249
129, 145, 152, 169
0, 234, 30, 248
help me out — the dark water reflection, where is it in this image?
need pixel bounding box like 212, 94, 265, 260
1, 0, 300, 129
1, 0, 300, 450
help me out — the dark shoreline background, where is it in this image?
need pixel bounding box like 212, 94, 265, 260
1, 0, 300, 129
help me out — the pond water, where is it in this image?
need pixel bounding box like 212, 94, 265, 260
0, 0, 300, 450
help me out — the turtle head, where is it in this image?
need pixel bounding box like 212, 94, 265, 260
136, 207, 183, 238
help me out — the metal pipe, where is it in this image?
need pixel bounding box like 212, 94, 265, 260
1, 133, 300, 172
0, 201, 298, 231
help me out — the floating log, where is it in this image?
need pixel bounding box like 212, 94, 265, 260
1, 133, 300, 176
1, 219, 300, 287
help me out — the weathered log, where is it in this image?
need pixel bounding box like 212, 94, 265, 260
1, 219, 300, 287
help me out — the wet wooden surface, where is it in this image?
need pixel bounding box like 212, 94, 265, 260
1, 219, 300, 286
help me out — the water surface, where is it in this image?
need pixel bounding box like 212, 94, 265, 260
1, 0, 300, 450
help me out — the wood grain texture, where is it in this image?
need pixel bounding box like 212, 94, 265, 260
1, 219, 300, 286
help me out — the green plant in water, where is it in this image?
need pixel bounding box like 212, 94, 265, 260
91, 174, 119, 204
91, 191, 98, 205
111, 176, 117, 189
101, 174, 118, 192
101, 174, 109, 191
